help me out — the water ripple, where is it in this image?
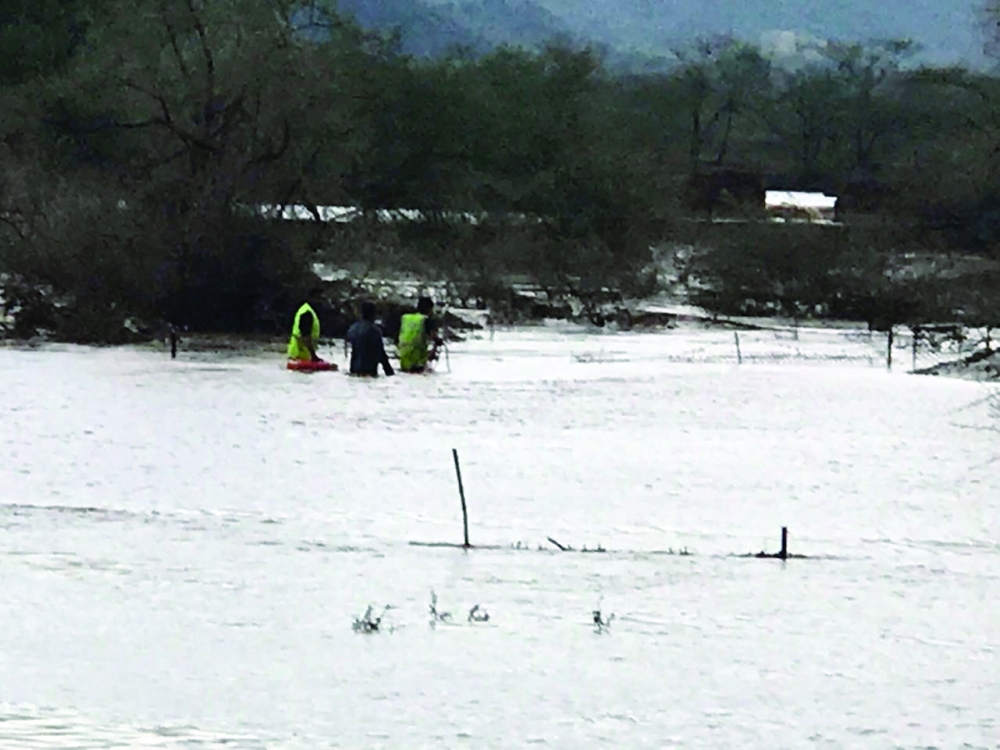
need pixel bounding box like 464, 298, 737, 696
2, 336, 999, 748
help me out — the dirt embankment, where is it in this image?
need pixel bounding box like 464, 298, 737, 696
915, 348, 1000, 382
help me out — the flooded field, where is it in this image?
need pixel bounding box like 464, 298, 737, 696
2, 326, 999, 748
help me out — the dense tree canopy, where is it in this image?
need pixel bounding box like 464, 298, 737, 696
2, 0, 1000, 339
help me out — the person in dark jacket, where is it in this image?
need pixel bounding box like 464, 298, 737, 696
346, 301, 395, 377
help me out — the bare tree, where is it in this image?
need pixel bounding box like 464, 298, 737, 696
672, 36, 771, 170
822, 39, 915, 174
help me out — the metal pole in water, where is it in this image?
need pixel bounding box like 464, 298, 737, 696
780, 526, 788, 560
734, 331, 742, 365
452, 448, 470, 548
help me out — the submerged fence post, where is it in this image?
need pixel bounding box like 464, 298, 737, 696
734, 331, 742, 365
452, 448, 470, 548
886, 328, 893, 371
780, 526, 788, 560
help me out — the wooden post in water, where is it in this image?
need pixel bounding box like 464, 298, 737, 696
779, 526, 788, 560
734, 331, 742, 365
452, 448, 470, 548
886, 328, 893, 371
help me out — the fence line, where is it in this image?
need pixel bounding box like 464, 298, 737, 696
608, 323, 998, 373
413, 451, 809, 559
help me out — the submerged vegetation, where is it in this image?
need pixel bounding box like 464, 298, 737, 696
2, 0, 1000, 341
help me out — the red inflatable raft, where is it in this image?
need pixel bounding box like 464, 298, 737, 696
287, 359, 339, 373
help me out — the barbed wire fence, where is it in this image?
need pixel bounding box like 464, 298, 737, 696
627, 319, 1000, 440
616, 320, 997, 374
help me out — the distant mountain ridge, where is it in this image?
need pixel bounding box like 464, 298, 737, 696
336, 0, 991, 68
334, 0, 576, 57
530, 0, 987, 67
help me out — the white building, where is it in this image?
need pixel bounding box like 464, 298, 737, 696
765, 191, 838, 223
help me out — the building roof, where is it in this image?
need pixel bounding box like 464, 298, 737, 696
765, 191, 838, 210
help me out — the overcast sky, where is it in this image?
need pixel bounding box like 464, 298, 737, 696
423, 0, 989, 67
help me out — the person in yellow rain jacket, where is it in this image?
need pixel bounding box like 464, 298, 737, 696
287, 297, 322, 362
396, 296, 443, 373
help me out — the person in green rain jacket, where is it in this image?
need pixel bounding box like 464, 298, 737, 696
287, 298, 321, 362
396, 297, 443, 373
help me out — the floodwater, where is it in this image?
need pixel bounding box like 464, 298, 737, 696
2, 326, 999, 749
